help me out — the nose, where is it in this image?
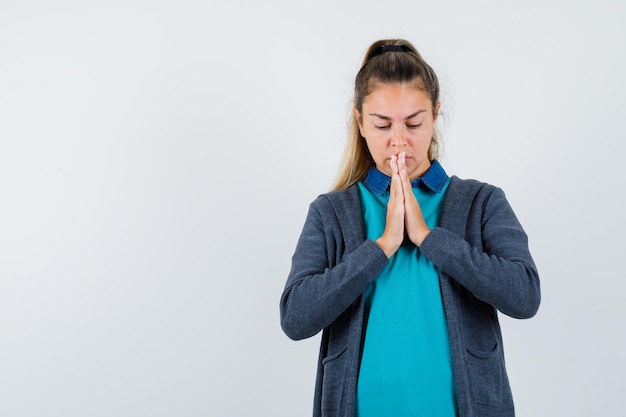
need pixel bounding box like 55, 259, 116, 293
390, 126, 406, 147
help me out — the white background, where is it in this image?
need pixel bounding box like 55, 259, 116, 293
1, 1, 625, 416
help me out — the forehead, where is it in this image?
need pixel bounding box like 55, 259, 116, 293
363, 82, 432, 111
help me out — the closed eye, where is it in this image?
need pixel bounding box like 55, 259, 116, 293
375, 125, 391, 130
406, 123, 422, 129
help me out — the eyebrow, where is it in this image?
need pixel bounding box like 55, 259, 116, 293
368, 109, 427, 121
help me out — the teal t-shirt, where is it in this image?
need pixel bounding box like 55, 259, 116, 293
356, 179, 457, 417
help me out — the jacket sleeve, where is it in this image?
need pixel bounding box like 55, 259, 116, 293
280, 197, 389, 341
419, 186, 541, 319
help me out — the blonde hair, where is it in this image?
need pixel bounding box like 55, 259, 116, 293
332, 39, 441, 191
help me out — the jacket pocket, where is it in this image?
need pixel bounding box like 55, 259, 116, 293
321, 345, 347, 413
466, 342, 504, 407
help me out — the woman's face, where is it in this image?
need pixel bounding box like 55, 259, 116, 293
356, 82, 439, 180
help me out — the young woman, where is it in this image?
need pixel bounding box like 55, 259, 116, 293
280, 39, 540, 417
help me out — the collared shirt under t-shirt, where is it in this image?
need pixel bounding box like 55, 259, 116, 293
356, 160, 458, 417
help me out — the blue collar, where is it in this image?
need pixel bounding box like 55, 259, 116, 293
362, 160, 449, 196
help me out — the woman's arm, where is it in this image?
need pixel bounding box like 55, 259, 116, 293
279, 199, 388, 340
420, 187, 541, 319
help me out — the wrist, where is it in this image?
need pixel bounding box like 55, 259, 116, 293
375, 236, 398, 258
415, 228, 431, 247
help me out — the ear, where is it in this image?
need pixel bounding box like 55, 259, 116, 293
353, 108, 365, 136
433, 102, 441, 122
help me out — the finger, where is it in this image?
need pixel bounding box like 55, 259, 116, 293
379, 165, 405, 255
389, 154, 399, 177
389, 171, 403, 206
398, 152, 413, 195
389, 155, 403, 199
397, 152, 408, 181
